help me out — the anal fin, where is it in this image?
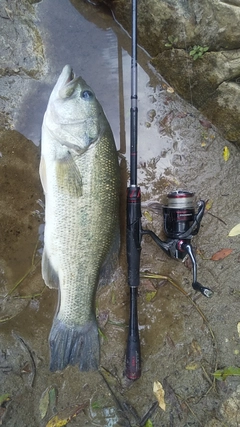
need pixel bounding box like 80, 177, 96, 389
99, 228, 120, 287
42, 248, 59, 289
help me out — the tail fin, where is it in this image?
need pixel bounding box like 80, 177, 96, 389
49, 317, 99, 371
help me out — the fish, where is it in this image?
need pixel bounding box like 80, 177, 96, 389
39, 65, 120, 371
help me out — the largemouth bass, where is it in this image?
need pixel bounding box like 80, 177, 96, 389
39, 65, 120, 371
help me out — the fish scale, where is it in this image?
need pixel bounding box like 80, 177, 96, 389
57, 142, 117, 324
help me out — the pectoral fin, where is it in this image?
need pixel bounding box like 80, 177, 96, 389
55, 152, 82, 197
42, 248, 59, 289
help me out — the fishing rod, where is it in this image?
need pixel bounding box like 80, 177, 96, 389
125, 0, 213, 381
126, 0, 141, 380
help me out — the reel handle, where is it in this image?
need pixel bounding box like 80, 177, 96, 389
179, 242, 213, 298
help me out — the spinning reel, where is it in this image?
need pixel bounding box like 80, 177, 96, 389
142, 190, 213, 298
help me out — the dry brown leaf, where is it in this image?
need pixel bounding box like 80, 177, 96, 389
153, 381, 166, 411
211, 248, 233, 261
191, 339, 202, 355
199, 118, 212, 129
160, 111, 174, 128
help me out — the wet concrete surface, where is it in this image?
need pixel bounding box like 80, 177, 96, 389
1, 0, 240, 426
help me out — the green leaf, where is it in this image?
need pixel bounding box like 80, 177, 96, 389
0, 393, 11, 406
143, 210, 153, 222
190, 45, 209, 60
144, 420, 153, 427
213, 366, 240, 381
111, 290, 116, 304
145, 291, 157, 302
91, 401, 102, 409
49, 387, 58, 411
98, 328, 107, 340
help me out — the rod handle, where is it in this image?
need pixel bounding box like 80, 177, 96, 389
127, 186, 141, 288
126, 331, 141, 380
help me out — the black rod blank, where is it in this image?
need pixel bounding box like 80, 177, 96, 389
126, 0, 141, 380
130, 0, 138, 187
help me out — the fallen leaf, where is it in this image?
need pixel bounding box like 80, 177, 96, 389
185, 362, 200, 371
91, 401, 102, 410
237, 322, 240, 338
21, 362, 32, 374
5, 7, 13, 19
191, 339, 202, 355
160, 111, 174, 128
145, 291, 157, 302
0, 394, 10, 406
205, 199, 213, 211
228, 223, 240, 237
143, 210, 153, 222
166, 86, 174, 93
144, 420, 153, 427
211, 248, 233, 261
49, 387, 58, 413
39, 388, 50, 419
153, 381, 166, 411
176, 112, 187, 118
223, 146, 230, 161
46, 415, 69, 427
45, 404, 84, 427
165, 333, 175, 348
213, 366, 240, 381
199, 118, 212, 129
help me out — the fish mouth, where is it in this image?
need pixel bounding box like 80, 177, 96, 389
54, 65, 76, 95
62, 65, 75, 87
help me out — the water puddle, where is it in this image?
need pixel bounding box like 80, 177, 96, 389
15, 0, 178, 184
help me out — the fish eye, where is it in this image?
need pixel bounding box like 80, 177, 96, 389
81, 90, 93, 100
